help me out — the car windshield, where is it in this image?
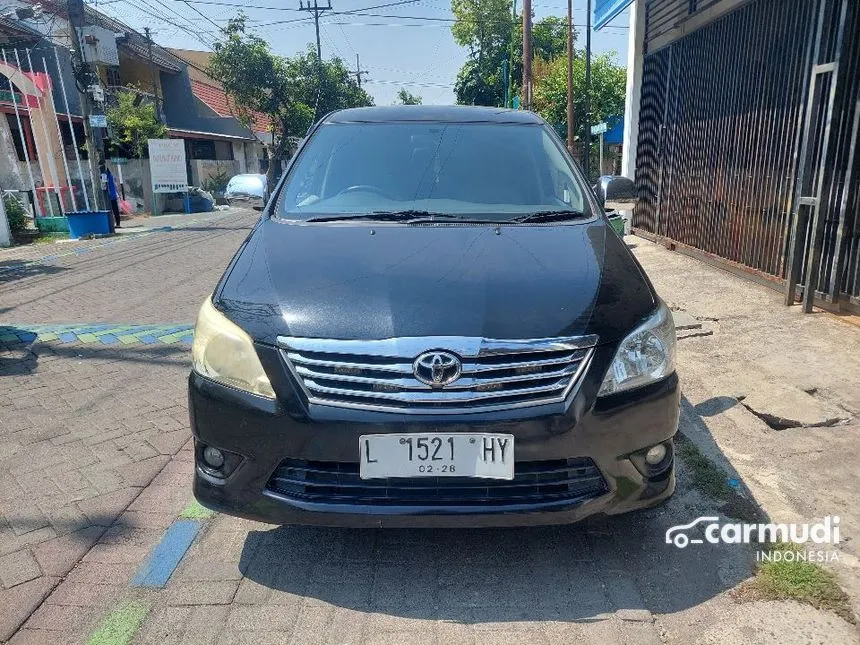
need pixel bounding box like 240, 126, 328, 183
227, 175, 265, 194
276, 122, 590, 221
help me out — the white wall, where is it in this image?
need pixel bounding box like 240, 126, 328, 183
621, 0, 647, 181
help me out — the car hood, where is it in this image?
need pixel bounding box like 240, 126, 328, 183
216, 218, 656, 346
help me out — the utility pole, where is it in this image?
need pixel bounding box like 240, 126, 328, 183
352, 53, 368, 88
67, 0, 106, 213
566, 0, 574, 154
584, 0, 592, 178
144, 27, 161, 121
505, 0, 516, 108
522, 0, 532, 110
299, 0, 332, 64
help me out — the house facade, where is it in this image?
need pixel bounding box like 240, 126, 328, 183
610, 0, 859, 313
0, 0, 270, 215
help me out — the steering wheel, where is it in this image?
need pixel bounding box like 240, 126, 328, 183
337, 184, 393, 199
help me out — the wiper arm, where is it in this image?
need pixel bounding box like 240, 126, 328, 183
508, 210, 587, 223
306, 211, 503, 224
306, 210, 437, 223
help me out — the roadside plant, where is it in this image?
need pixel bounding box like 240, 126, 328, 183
105, 87, 168, 158
201, 169, 231, 195
3, 193, 28, 233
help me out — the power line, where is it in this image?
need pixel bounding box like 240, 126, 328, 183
322, 20, 623, 30
114, 0, 217, 45
180, 0, 225, 34
363, 78, 452, 88
255, 0, 424, 27
298, 0, 331, 61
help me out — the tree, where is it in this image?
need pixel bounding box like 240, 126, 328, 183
531, 51, 626, 148
450, 1, 575, 107
105, 87, 167, 158
209, 15, 373, 184
395, 88, 422, 105
451, 0, 514, 106
531, 16, 569, 61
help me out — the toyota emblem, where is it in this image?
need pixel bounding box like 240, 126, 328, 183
413, 351, 462, 387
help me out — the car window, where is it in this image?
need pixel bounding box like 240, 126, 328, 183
227, 175, 264, 194
276, 122, 590, 220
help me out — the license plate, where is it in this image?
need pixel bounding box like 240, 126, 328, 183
359, 433, 514, 480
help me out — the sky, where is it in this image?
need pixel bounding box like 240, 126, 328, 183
90, 0, 630, 105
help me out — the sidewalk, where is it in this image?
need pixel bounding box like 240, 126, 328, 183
0, 209, 242, 272
629, 236, 860, 627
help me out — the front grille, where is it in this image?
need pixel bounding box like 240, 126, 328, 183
278, 335, 597, 414
265, 458, 608, 507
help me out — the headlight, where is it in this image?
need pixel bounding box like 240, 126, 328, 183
192, 297, 276, 399
598, 301, 676, 396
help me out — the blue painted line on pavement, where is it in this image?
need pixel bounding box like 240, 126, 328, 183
131, 519, 204, 588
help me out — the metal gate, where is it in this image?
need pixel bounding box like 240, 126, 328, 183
632, 0, 860, 312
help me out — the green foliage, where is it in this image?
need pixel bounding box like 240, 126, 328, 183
532, 16, 568, 61
738, 542, 854, 624
209, 15, 373, 167
396, 88, 422, 105
451, 0, 515, 106
3, 194, 28, 233
531, 51, 626, 141
105, 88, 167, 158
201, 169, 231, 194
451, 1, 575, 108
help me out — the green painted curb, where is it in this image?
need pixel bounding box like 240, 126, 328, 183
88, 600, 150, 645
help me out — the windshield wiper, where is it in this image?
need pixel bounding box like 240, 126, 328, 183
306, 210, 437, 223
306, 211, 501, 224
508, 210, 588, 224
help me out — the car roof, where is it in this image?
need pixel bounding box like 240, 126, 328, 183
323, 105, 545, 125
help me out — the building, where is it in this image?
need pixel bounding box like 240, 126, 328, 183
605, 0, 859, 313
0, 0, 270, 216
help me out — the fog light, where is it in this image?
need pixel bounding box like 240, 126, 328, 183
645, 444, 667, 465
202, 446, 225, 469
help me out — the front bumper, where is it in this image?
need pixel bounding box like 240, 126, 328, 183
189, 349, 680, 528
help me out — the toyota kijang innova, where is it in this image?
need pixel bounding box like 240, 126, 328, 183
189, 106, 680, 528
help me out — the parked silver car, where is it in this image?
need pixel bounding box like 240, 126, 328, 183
225, 174, 268, 210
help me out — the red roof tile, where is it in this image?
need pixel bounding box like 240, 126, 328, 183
190, 79, 271, 136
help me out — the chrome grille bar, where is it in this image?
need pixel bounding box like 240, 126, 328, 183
278, 335, 598, 414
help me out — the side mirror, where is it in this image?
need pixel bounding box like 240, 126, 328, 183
593, 175, 637, 212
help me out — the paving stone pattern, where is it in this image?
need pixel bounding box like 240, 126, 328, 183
0, 209, 257, 641
0, 324, 194, 347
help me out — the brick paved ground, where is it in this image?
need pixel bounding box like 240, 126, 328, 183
3, 219, 859, 644
0, 209, 257, 641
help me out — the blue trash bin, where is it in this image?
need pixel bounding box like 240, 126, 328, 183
66, 211, 111, 239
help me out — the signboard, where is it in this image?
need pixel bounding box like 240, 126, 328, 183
81, 26, 120, 66
89, 114, 107, 128
591, 122, 608, 135
512, 96, 521, 110
110, 157, 128, 165
594, 0, 633, 31
148, 139, 188, 193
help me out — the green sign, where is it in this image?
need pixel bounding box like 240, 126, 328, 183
591, 122, 608, 135
110, 157, 128, 165
512, 96, 521, 110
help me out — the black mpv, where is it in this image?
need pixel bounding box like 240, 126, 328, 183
189, 106, 680, 528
